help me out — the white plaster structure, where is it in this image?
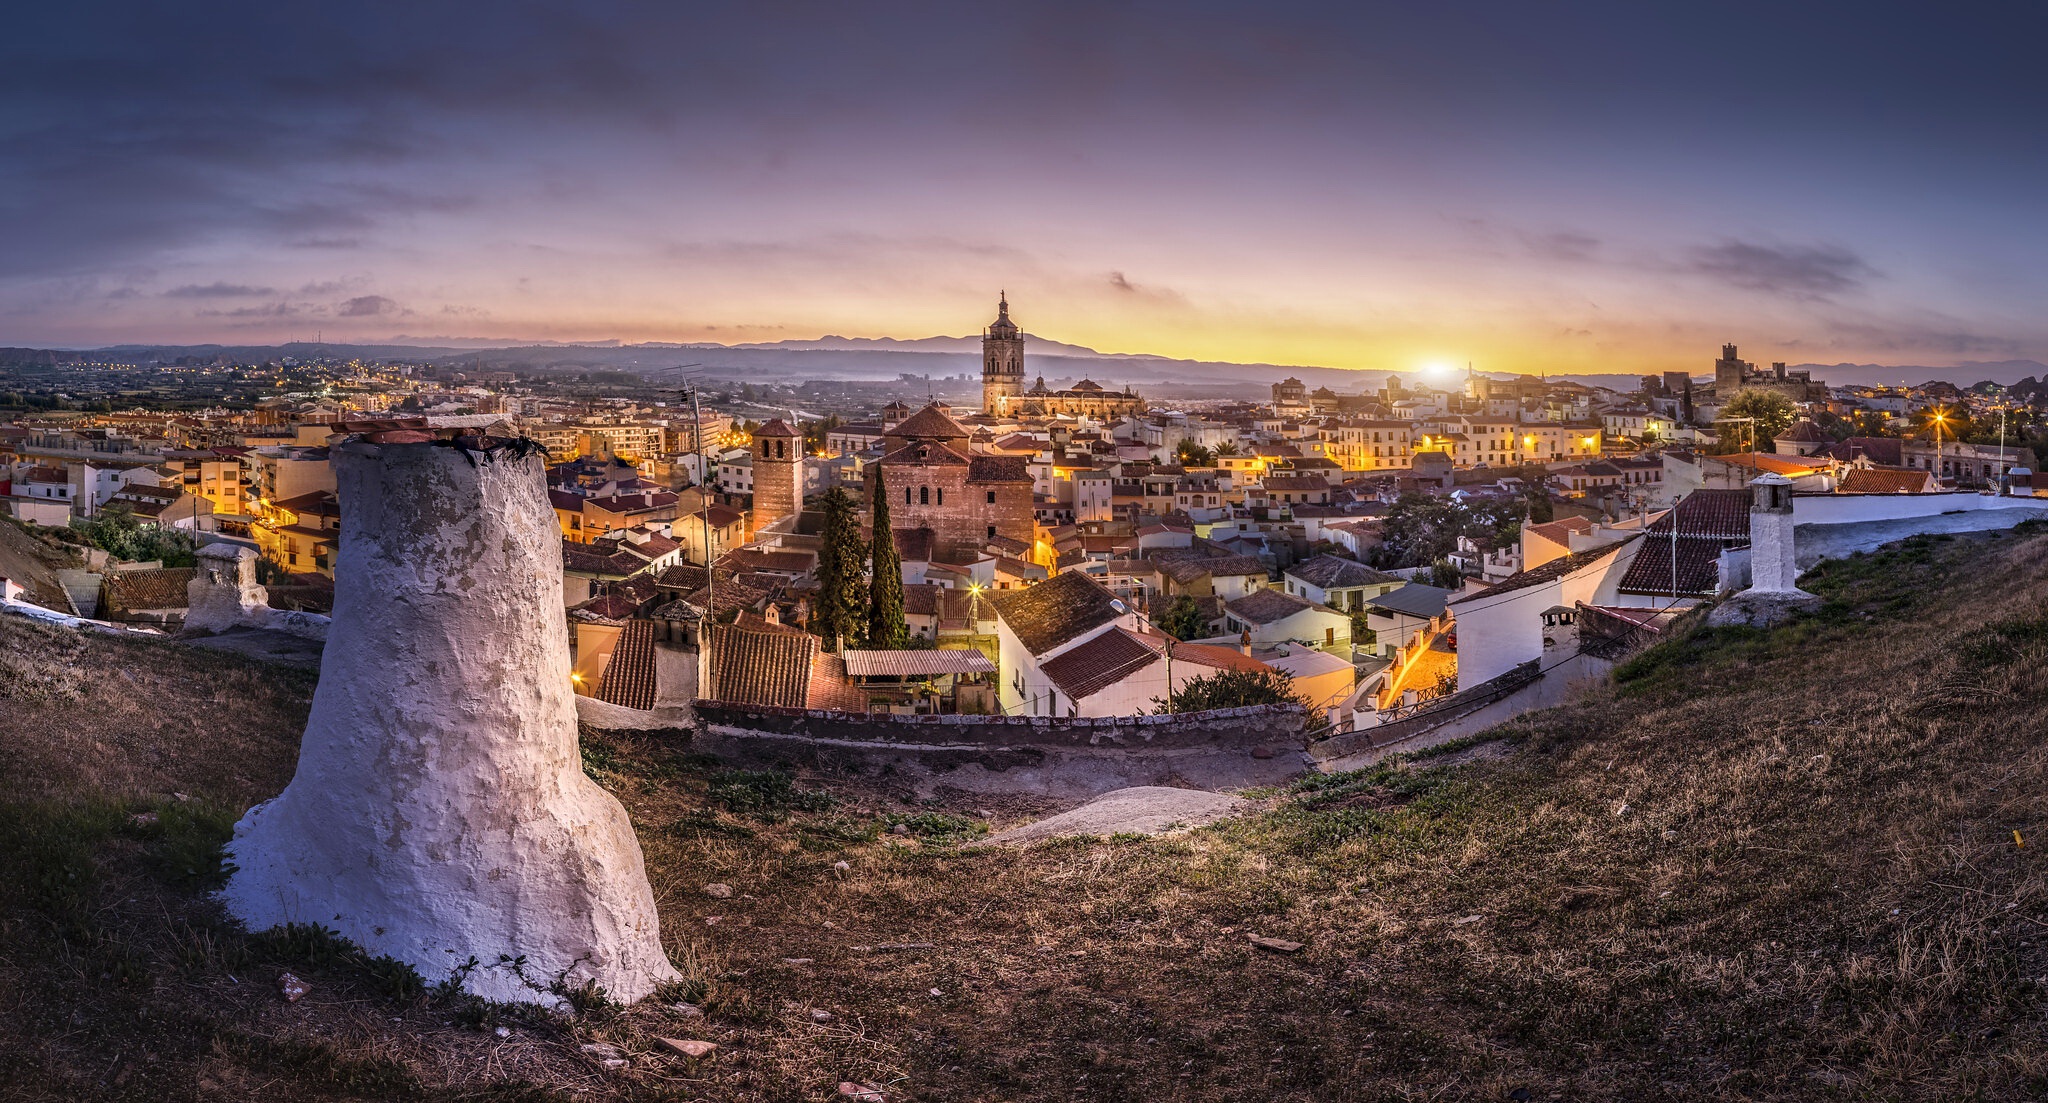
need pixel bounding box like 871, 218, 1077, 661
1746, 473, 1812, 598
1707, 473, 1820, 628
221, 436, 679, 1005
185, 542, 330, 640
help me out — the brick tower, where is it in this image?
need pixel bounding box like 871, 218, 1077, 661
982, 292, 1024, 416
752, 418, 803, 533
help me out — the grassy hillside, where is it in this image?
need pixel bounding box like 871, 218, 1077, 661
4, 526, 2048, 1101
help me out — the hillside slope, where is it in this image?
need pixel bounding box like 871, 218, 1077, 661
3, 526, 2048, 1101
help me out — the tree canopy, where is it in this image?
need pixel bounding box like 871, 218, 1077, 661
1719, 389, 1797, 448
866, 476, 908, 649
810, 486, 867, 650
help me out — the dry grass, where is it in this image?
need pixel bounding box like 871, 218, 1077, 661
4, 525, 2048, 1100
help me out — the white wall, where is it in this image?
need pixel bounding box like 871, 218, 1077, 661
1789, 491, 2040, 526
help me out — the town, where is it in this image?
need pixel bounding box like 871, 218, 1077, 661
5, 299, 2046, 757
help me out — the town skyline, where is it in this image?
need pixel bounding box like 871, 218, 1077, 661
6, 4, 2048, 372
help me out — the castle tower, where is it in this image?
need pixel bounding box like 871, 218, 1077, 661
1715, 343, 1748, 393
752, 418, 804, 534
982, 292, 1025, 416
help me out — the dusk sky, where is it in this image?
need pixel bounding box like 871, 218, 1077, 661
4, 2, 2045, 376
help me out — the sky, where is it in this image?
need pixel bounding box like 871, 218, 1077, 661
4, 2, 2047, 376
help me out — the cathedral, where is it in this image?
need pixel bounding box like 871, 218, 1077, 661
979, 294, 1146, 420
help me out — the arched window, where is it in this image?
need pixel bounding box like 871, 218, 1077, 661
936, 488, 944, 506
919, 486, 930, 505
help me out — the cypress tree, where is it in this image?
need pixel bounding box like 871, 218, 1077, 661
811, 487, 867, 651
867, 473, 908, 648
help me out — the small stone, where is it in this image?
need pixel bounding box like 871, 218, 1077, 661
1250, 745, 1277, 759
832, 860, 851, 871
975, 809, 993, 819
170, 791, 190, 803
671, 1002, 705, 1018
493, 1026, 511, 1039
1247, 935, 1304, 954
276, 972, 311, 1002
890, 823, 911, 836
657, 1037, 718, 1059
783, 957, 814, 965
127, 812, 158, 829
838, 1082, 887, 1101
928, 987, 943, 997
810, 1008, 836, 1023
579, 1042, 626, 1067
704, 882, 734, 898
1452, 914, 1484, 926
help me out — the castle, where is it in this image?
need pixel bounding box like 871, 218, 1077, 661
979, 294, 1145, 420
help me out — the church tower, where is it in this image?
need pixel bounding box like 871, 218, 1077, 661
750, 418, 803, 537
982, 292, 1024, 416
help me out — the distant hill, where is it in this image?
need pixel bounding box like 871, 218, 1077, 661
10, 339, 2045, 394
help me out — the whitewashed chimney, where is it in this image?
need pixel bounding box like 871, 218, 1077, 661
1746, 472, 1810, 597
220, 435, 679, 1005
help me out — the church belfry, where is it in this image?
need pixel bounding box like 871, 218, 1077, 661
981, 291, 1025, 416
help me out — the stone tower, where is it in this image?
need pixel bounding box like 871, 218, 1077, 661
1714, 343, 1748, 393
982, 292, 1024, 416
219, 432, 679, 1005
752, 418, 804, 533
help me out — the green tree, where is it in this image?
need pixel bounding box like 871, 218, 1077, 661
68, 506, 196, 567
867, 475, 908, 648
1214, 440, 1241, 457
1155, 594, 1208, 640
1366, 492, 1467, 569
1719, 389, 1797, 449
1174, 439, 1215, 467
1153, 668, 1324, 732
1428, 558, 1463, 589
811, 486, 867, 650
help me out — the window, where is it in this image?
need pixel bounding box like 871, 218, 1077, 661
937, 488, 944, 506
986, 525, 997, 538
986, 490, 996, 504
919, 486, 929, 505
905, 487, 912, 505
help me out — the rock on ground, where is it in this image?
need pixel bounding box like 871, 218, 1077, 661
982, 786, 1246, 845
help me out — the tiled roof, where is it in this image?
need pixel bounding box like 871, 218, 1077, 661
1040, 627, 1159, 701
902, 582, 941, 617
594, 619, 658, 710
756, 417, 801, 438
571, 592, 644, 624
1284, 554, 1397, 590
1617, 532, 1724, 596
1649, 489, 1753, 540
1824, 437, 1904, 465
729, 547, 816, 574
992, 570, 1126, 655
707, 617, 818, 709
1838, 467, 1937, 494
1259, 475, 1329, 492
272, 491, 338, 514
1524, 516, 1596, 546
806, 652, 868, 712
884, 404, 971, 441
1709, 452, 1829, 475
1460, 538, 1630, 601
842, 649, 998, 677
562, 541, 645, 576
100, 567, 196, 616
1155, 554, 1268, 585
1367, 583, 1454, 618
1224, 588, 1320, 626
1780, 419, 1829, 443
880, 440, 970, 467
1165, 640, 1270, 674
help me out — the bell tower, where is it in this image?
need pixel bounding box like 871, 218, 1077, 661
982, 292, 1025, 416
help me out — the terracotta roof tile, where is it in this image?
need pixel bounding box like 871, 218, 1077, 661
707, 617, 818, 708
1224, 588, 1320, 625
100, 567, 196, 616
594, 619, 658, 710
992, 570, 1125, 655
1040, 627, 1159, 701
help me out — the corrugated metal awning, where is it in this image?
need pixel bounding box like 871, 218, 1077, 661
842, 649, 998, 678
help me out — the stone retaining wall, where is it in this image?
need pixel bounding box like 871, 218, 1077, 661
681, 702, 1313, 799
